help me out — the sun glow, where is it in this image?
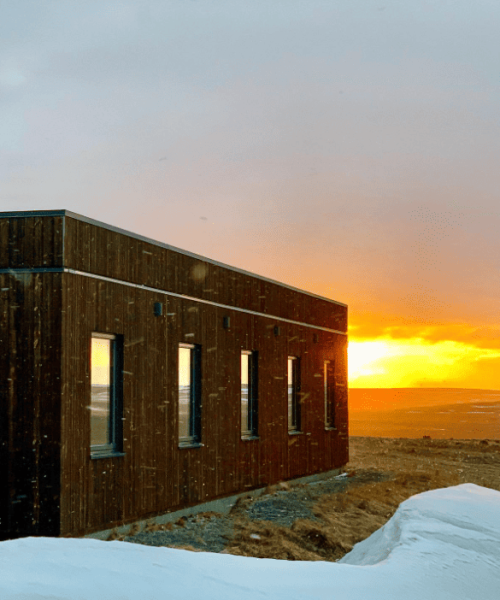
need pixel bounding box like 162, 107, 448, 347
348, 338, 500, 389
348, 341, 392, 379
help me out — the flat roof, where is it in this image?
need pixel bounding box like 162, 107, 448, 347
0, 209, 347, 307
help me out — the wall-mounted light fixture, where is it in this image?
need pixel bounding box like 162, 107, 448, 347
313, 333, 319, 343
154, 302, 163, 317
274, 326, 280, 336
223, 316, 231, 329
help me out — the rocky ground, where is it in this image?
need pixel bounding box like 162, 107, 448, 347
118, 436, 500, 561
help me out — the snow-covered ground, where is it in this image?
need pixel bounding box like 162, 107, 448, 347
1, 484, 499, 600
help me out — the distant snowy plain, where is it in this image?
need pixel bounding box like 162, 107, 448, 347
1, 484, 499, 600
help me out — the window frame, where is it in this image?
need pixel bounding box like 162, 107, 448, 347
324, 359, 336, 429
241, 350, 259, 439
287, 356, 301, 433
178, 342, 202, 448
90, 332, 124, 459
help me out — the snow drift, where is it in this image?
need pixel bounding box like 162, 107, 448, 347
1, 484, 499, 600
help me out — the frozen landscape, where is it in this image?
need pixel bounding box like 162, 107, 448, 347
1, 483, 499, 600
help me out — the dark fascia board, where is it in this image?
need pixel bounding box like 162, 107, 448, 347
0, 209, 347, 308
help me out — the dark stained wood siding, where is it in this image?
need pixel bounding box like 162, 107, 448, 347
0, 216, 64, 270
1, 212, 348, 538
0, 270, 62, 540
59, 269, 347, 536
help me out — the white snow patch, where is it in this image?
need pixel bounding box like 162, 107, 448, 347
1, 484, 499, 600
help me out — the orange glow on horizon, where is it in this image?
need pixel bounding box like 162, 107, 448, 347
348, 338, 500, 390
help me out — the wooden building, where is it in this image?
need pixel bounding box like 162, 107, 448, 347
0, 210, 348, 540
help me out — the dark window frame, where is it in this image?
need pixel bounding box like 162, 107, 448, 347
90, 332, 124, 459
287, 356, 301, 433
178, 342, 202, 447
241, 350, 259, 439
324, 359, 336, 429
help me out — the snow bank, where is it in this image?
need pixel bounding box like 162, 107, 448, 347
1, 484, 499, 600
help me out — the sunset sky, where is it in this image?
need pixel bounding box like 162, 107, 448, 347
2, 1, 500, 389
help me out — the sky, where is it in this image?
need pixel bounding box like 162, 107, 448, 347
2, 1, 500, 388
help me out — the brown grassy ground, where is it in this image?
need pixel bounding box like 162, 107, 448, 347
223, 436, 500, 561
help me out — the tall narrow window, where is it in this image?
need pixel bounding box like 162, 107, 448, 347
288, 356, 300, 432
178, 343, 201, 446
324, 360, 336, 428
241, 350, 258, 438
90, 333, 123, 456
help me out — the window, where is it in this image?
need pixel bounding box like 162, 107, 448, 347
90, 333, 123, 457
324, 360, 336, 428
241, 350, 258, 438
287, 356, 301, 432
178, 343, 201, 446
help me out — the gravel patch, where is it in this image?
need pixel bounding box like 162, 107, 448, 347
245, 470, 388, 527
125, 514, 234, 553
246, 494, 317, 527
123, 470, 389, 552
